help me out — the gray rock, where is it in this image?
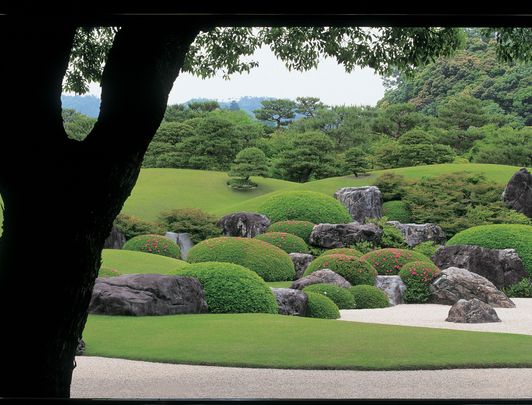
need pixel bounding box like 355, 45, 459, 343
309, 223, 382, 248
432, 245, 527, 289
89, 274, 208, 316
334, 186, 383, 223
446, 299, 501, 323
502, 167, 532, 218
290, 269, 352, 290
271, 288, 308, 316
429, 267, 515, 308
103, 225, 126, 249
76, 338, 85, 356
375, 275, 406, 306
218, 212, 270, 238
289, 253, 314, 279
386, 221, 446, 247
165, 232, 195, 260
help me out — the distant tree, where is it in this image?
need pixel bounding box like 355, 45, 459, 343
295, 96, 326, 118
228, 147, 269, 189
470, 125, 532, 166
152, 122, 195, 145
438, 93, 489, 130
61, 109, 96, 141
188, 100, 220, 112
163, 103, 198, 122
254, 99, 297, 128
228, 100, 240, 111
344, 147, 370, 177
372, 103, 422, 139
397, 129, 436, 145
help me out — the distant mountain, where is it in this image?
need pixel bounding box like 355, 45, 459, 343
61, 95, 100, 118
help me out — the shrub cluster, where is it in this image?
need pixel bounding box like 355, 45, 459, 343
122, 234, 181, 259
373, 172, 410, 201
412, 241, 441, 258
320, 248, 363, 258
304, 254, 377, 286
349, 285, 389, 309
399, 261, 441, 303
114, 213, 164, 240
255, 232, 309, 254
304, 291, 341, 319
360, 248, 432, 275
382, 200, 412, 223
267, 220, 315, 243
503, 278, 532, 298
158, 208, 220, 244
186, 237, 295, 281
176, 262, 278, 314
303, 284, 356, 309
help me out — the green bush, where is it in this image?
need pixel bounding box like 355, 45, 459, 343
158, 208, 220, 244
114, 213, 164, 240
176, 262, 278, 314
360, 248, 432, 275
186, 237, 295, 281
226, 177, 258, 190
303, 284, 356, 309
122, 234, 181, 259
399, 261, 441, 303
503, 278, 532, 298
350, 241, 375, 254
255, 232, 309, 254
382, 200, 412, 223
373, 172, 410, 201
349, 285, 389, 309
381, 224, 408, 249
304, 291, 341, 319
320, 248, 363, 258
98, 267, 122, 278
447, 224, 532, 276
258, 191, 352, 224
304, 254, 377, 286
267, 220, 315, 243
413, 241, 441, 258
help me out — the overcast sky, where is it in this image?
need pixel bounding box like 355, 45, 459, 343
86, 46, 386, 106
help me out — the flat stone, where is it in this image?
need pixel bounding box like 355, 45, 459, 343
375, 275, 406, 306
271, 288, 308, 316
334, 186, 383, 223
289, 253, 314, 279
309, 223, 382, 248
218, 212, 270, 238
386, 221, 446, 247
290, 269, 352, 290
446, 299, 501, 323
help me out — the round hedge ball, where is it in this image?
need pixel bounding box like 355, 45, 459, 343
267, 220, 315, 243
304, 291, 341, 319
399, 261, 441, 303
447, 224, 532, 276
320, 248, 363, 258
258, 191, 352, 224
255, 232, 309, 254
122, 234, 181, 259
349, 285, 389, 309
176, 262, 278, 314
303, 283, 356, 309
360, 248, 432, 275
186, 237, 295, 282
304, 254, 377, 286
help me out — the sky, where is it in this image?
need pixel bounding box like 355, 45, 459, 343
86, 46, 385, 107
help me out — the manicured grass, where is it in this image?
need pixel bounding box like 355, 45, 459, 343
101, 249, 189, 275
266, 281, 293, 288
84, 313, 532, 370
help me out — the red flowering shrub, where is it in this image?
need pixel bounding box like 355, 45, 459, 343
303, 254, 377, 286
122, 234, 181, 259
360, 248, 432, 275
399, 261, 441, 303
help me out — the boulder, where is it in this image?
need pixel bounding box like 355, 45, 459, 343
103, 225, 126, 249
218, 212, 270, 238
334, 186, 383, 223
432, 245, 527, 289
446, 299, 501, 323
502, 167, 532, 218
289, 253, 314, 279
271, 288, 308, 316
429, 267, 515, 308
165, 232, 195, 260
76, 338, 85, 356
309, 223, 382, 248
386, 221, 446, 247
375, 275, 406, 306
290, 269, 352, 290
89, 274, 208, 316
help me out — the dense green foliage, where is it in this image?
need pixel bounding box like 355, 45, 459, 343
255, 232, 308, 254
344, 147, 370, 177
320, 248, 363, 258
374, 172, 411, 201
101, 249, 189, 275
62, 108, 96, 141
304, 291, 341, 319
176, 262, 278, 314
122, 234, 181, 259
349, 285, 389, 309
186, 237, 295, 281
304, 254, 377, 286
114, 213, 164, 240
360, 248, 432, 275
412, 241, 441, 258
399, 261, 441, 303
267, 220, 315, 243
258, 191, 351, 224
447, 224, 532, 275
303, 284, 356, 309
228, 147, 269, 189
503, 278, 532, 298
254, 99, 297, 128
157, 208, 219, 244
383, 200, 412, 223
470, 125, 532, 167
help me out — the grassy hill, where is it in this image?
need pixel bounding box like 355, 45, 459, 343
100, 249, 189, 275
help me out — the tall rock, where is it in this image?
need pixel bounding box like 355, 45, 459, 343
103, 225, 126, 249
334, 186, 383, 223
502, 167, 532, 218
386, 221, 446, 247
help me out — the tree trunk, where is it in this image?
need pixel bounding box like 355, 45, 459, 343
0, 22, 199, 397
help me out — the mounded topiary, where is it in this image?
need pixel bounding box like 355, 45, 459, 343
122, 234, 181, 259
399, 261, 441, 303
255, 232, 309, 254
382, 200, 412, 223
349, 285, 389, 309
267, 220, 315, 243
175, 262, 278, 314
360, 248, 432, 276
186, 237, 295, 281
258, 191, 352, 224
304, 291, 341, 319
304, 254, 377, 286
303, 283, 356, 309
447, 224, 532, 276
98, 267, 122, 278
320, 248, 363, 258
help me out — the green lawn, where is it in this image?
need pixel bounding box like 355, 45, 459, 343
101, 249, 189, 275
266, 281, 293, 288
84, 313, 532, 370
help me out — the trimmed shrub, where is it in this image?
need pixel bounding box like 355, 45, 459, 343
503, 278, 532, 298
98, 267, 122, 278
380, 224, 408, 249
447, 224, 532, 276
303, 284, 356, 309
176, 262, 278, 314
304, 254, 377, 286
382, 200, 412, 223
304, 291, 341, 319
114, 213, 164, 240
158, 208, 220, 244
360, 248, 432, 275
258, 191, 352, 224
349, 285, 389, 309
123, 234, 181, 259
374, 172, 410, 201
413, 241, 441, 258
267, 220, 315, 243
255, 232, 308, 254
320, 248, 363, 258
399, 261, 441, 303
186, 237, 295, 281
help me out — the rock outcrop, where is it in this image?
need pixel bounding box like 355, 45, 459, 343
309, 223, 382, 248
334, 186, 383, 223
502, 167, 532, 218
386, 221, 446, 247
289, 253, 314, 279
446, 299, 501, 323
218, 212, 270, 237
375, 275, 406, 306
290, 269, 352, 290
271, 288, 308, 316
